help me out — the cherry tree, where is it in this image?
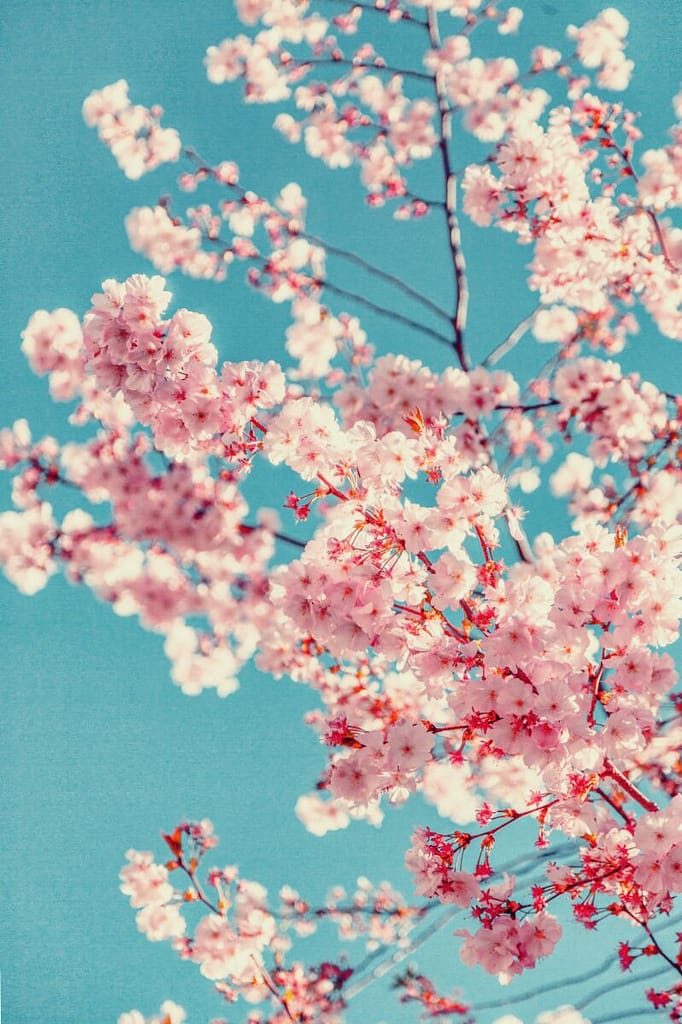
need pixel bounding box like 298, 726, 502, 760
3, 1, 682, 1022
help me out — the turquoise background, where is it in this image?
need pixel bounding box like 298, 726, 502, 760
1, 2, 681, 1022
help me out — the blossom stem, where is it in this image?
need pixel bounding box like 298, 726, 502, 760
250, 954, 297, 1023
595, 786, 634, 827
601, 758, 659, 813
601, 127, 677, 271
621, 911, 682, 977
326, 0, 429, 29
298, 57, 433, 82
274, 530, 306, 550
177, 856, 222, 915
316, 473, 348, 502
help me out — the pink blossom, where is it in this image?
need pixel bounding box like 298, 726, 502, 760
21, 308, 85, 400
126, 206, 219, 280
136, 903, 186, 941
8, 12, 682, 1020
567, 9, 632, 90
191, 914, 255, 981
83, 82, 181, 178
295, 793, 351, 836
385, 721, 433, 772
532, 306, 579, 344
0, 502, 57, 594
120, 850, 174, 908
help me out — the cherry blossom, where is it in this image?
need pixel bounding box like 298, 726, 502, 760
83, 81, 181, 179
5, 2, 682, 1022
118, 1002, 186, 1024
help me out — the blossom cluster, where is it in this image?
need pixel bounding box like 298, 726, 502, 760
4, 1, 682, 1022
119, 820, 425, 1021
80, 273, 286, 459
463, 100, 681, 341
118, 1002, 186, 1024
83, 80, 181, 180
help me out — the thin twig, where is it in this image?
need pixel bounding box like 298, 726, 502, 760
474, 951, 618, 1012
482, 310, 539, 367
200, 221, 456, 347
602, 758, 659, 813
318, 277, 454, 346
301, 229, 452, 324
593, 1007, 663, 1024
183, 149, 450, 326
274, 530, 306, 550
344, 905, 459, 1001
325, 0, 430, 29
299, 57, 432, 82
577, 963, 670, 1012
250, 954, 297, 1023
495, 400, 559, 412
602, 129, 678, 272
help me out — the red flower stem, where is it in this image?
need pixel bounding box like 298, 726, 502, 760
250, 955, 297, 1023
622, 912, 682, 976
601, 759, 659, 813
595, 786, 634, 827
316, 473, 348, 501
177, 856, 222, 915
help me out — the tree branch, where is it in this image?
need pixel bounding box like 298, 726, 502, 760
301, 229, 452, 325
482, 309, 539, 367
317, 277, 454, 346
427, 5, 470, 369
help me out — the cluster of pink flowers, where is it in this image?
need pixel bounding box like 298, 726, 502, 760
285, 298, 369, 381
427, 37, 552, 144
335, 355, 520, 437
206, 18, 441, 201
82, 81, 181, 180
123, 173, 328, 303
21, 308, 86, 401
125, 205, 223, 280
0, 500, 57, 595
118, 820, 427, 1021
633, 796, 682, 897
459, 907, 563, 983
118, 1001, 186, 1024
328, 719, 434, 805
120, 849, 187, 942
463, 95, 681, 341
81, 274, 286, 458
278, 874, 422, 950
121, 821, 276, 985
5, 2, 682, 1021
0, 295, 288, 691
567, 7, 633, 91
406, 827, 483, 907
637, 91, 682, 211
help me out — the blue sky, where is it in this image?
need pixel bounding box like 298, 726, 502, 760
1, 2, 681, 1022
